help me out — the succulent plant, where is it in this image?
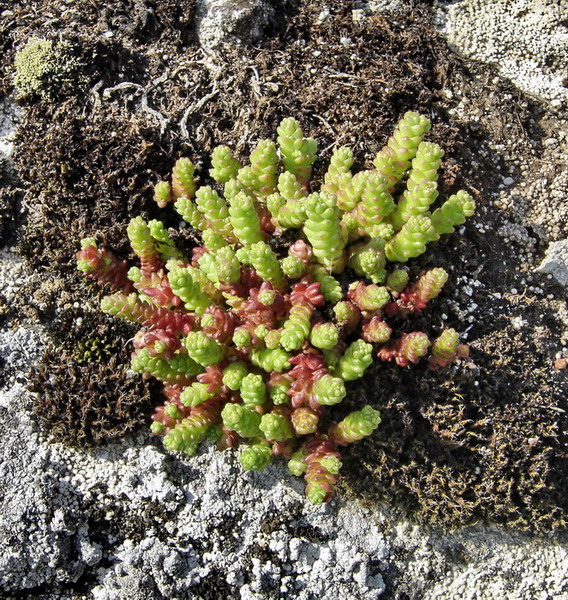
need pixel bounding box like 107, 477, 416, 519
77, 112, 474, 503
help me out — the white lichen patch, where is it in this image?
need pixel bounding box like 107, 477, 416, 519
435, 0, 568, 108
194, 0, 276, 51
356, 0, 405, 14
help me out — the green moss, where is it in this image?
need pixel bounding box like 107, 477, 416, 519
13, 38, 81, 100
74, 337, 115, 364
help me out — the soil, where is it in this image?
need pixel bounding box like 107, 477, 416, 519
0, 0, 566, 540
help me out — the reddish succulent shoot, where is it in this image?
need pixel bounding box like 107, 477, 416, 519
76, 241, 133, 292
77, 113, 475, 503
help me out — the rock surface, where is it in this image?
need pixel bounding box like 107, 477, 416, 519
537, 239, 568, 288
1, 1, 568, 598
435, 0, 568, 108
195, 0, 276, 50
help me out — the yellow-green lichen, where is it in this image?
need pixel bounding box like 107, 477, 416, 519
13, 38, 81, 100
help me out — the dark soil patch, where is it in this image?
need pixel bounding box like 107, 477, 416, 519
1, 0, 566, 539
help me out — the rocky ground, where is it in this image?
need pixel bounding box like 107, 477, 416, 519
0, 1, 567, 598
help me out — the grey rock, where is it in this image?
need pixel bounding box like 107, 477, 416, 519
361, 0, 405, 13
536, 239, 568, 288
0, 99, 23, 186
434, 0, 568, 107
194, 0, 276, 50
0, 384, 89, 591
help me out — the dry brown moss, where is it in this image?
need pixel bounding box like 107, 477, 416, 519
342, 296, 568, 532
29, 311, 157, 446
16, 103, 171, 274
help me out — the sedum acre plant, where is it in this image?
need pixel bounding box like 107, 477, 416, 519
77, 112, 473, 504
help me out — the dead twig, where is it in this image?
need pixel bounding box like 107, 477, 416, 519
179, 81, 230, 139
102, 81, 144, 99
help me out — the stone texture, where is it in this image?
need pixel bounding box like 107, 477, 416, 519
435, 0, 568, 108
194, 0, 276, 50
536, 239, 568, 288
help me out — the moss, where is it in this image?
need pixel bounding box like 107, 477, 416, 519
30, 344, 157, 447
30, 349, 154, 446
13, 37, 83, 101
29, 310, 157, 446
74, 336, 116, 364
15, 102, 173, 276
341, 300, 568, 533
0, 185, 20, 247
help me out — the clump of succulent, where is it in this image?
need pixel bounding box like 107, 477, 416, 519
77, 112, 474, 503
